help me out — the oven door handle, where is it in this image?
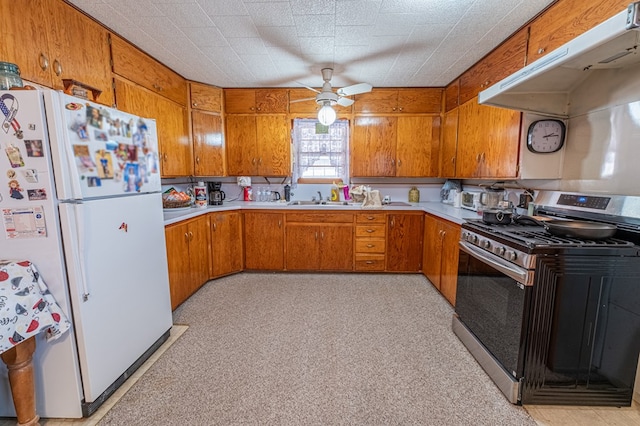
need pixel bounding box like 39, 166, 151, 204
459, 241, 530, 285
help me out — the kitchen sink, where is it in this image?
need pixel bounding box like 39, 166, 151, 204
288, 200, 352, 206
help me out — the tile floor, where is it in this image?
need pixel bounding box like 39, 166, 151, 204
1, 323, 638, 425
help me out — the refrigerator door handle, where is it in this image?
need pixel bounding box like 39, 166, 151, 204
68, 203, 91, 301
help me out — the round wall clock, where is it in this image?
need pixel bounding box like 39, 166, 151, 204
526, 119, 566, 153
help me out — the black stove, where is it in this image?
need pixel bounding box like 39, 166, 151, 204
454, 191, 640, 407
464, 219, 637, 249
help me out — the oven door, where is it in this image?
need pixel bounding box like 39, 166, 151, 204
453, 241, 532, 402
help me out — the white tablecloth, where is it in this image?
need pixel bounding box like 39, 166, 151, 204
0, 260, 71, 354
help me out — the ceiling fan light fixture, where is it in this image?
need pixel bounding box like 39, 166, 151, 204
318, 103, 336, 126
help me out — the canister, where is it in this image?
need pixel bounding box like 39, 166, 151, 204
0, 62, 23, 90
408, 186, 420, 203
194, 181, 207, 207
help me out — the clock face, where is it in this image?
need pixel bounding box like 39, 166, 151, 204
527, 119, 566, 153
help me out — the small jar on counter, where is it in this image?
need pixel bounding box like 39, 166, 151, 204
0, 62, 24, 90
408, 186, 420, 203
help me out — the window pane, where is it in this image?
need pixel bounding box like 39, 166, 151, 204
293, 118, 349, 182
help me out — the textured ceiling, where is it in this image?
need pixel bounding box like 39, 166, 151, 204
67, 0, 556, 89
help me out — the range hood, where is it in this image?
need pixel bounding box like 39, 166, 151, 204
478, 2, 640, 117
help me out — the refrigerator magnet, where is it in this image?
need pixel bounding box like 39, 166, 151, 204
8, 179, 24, 199
27, 189, 47, 201
5, 144, 25, 168
22, 169, 38, 183
24, 140, 44, 157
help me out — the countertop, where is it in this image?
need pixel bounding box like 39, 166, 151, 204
163, 201, 481, 226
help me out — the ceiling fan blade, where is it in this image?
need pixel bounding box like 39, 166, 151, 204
290, 97, 317, 104
295, 81, 320, 93
336, 97, 355, 107
337, 83, 372, 96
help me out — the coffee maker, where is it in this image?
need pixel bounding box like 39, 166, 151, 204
207, 182, 225, 205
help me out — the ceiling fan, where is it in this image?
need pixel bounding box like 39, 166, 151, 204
292, 68, 372, 125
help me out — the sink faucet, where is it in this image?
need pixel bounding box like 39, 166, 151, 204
317, 191, 323, 202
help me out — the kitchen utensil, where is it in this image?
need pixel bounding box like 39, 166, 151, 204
480, 189, 504, 209
514, 215, 617, 240
482, 209, 513, 225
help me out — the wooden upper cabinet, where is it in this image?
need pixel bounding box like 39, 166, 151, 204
396, 116, 440, 177
456, 97, 520, 179
440, 108, 459, 178
527, 0, 630, 64
192, 111, 225, 176
0, 0, 114, 106
354, 88, 442, 114
459, 27, 528, 105
224, 89, 288, 113
114, 77, 191, 177
255, 115, 290, 176
444, 80, 459, 112
351, 116, 397, 177
111, 34, 187, 106
189, 82, 222, 112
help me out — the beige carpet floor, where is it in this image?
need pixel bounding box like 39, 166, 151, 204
95, 273, 534, 425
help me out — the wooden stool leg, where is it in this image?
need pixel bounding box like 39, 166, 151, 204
0, 337, 40, 426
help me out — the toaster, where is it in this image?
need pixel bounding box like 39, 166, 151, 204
461, 191, 482, 211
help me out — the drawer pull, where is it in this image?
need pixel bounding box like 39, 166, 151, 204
367, 244, 374, 248
366, 229, 375, 233
366, 261, 374, 264
367, 216, 374, 220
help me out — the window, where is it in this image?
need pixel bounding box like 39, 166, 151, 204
292, 118, 349, 183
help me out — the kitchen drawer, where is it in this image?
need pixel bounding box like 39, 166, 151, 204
355, 239, 386, 253
356, 213, 386, 223
286, 212, 354, 223
355, 254, 385, 271
355, 224, 386, 238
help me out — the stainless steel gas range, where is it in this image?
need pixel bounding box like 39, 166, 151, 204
453, 191, 640, 406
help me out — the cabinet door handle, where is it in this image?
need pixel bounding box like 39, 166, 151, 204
321, 231, 324, 239
258, 157, 262, 165
397, 159, 402, 166
398, 107, 403, 112
188, 231, 194, 241
39, 53, 49, 71
53, 59, 62, 76
195, 156, 200, 164
278, 220, 282, 228
250, 107, 255, 111
252, 158, 256, 165
163, 153, 168, 161
192, 102, 198, 107
184, 232, 189, 243
213, 222, 217, 231
315, 231, 318, 240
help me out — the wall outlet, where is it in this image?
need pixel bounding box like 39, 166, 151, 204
237, 176, 251, 187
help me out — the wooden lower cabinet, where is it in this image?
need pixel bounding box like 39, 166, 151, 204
165, 215, 211, 310
386, 212, 424, 272
354, 213, 386, 271
210, 211, 243, 277
243, 211, 284, 270
285, 212, 354, 271
423, 214, 461, 306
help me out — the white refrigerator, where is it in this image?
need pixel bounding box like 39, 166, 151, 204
0, 90, 173, 418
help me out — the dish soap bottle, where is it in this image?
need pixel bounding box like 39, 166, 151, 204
408, 186, 420, 203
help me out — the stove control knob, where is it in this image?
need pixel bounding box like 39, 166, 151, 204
481, 240, 491, 249
497, 247, 506, 256
506, 251, 518, 261
466, 233, 478, 243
